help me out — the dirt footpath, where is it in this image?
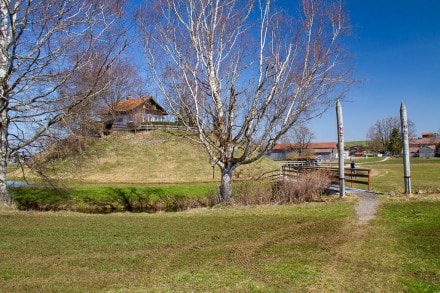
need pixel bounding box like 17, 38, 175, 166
354, 191, 379, 224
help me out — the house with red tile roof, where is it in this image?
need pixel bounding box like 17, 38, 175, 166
268, 142, 340, 161
408, 132, 439, 158
101, 96, 167, 130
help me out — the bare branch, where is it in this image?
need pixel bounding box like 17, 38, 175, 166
138, 0, 352, 201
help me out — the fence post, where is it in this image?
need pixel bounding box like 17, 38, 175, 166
367, 169, 371, 191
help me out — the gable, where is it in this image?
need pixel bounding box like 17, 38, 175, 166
102, 97, 167, 115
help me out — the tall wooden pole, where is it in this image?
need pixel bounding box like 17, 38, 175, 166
400, 101, 411, 194
336, 100, 345, 197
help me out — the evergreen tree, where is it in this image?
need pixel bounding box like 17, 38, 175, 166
388, 128, 402, 156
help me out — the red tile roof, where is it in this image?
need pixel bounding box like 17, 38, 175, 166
101, 96, 166, 115
409, 138, 440, 146
112, 97, 152, 112
272, 142, 337, 151
422, 132, 437, 138
272, 143, 295, 150
308, 142, 338, 149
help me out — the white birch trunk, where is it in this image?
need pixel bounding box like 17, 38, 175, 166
0, 1, 12, 207
220, 166, 233, 202
0, 0, 125, 207
0, 115, 12, 208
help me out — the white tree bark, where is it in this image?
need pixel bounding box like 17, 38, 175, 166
0, 0, 126, 207
139, 0, 352, 202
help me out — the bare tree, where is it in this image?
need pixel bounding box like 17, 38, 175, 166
367, 116, 416, 155
58, 57, 146, 136
284, 125, 315, 156
96, 60, 146, 118
139, 0, 352, 202
0, 0, 128, 207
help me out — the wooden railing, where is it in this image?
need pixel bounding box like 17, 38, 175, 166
258, 165, 372, 191
112, 124, 194, 132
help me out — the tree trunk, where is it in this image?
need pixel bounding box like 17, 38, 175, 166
219, 166, 233, 203
0, 107, 12, 208
0, 157, 11, 208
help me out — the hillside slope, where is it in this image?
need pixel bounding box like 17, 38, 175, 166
30, 131, 279, 184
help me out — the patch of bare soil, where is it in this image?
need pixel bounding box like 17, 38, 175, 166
354, 192, 379, 224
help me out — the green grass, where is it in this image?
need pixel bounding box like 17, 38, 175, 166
11, 182, 218, 212
331, 195, 440, 292
71, 182, 216, 198
0, 202, 353, 292
345, 140, 367, 148
1, 195, 439, 292
345, 157, 385, 164
363, 157, 440, 193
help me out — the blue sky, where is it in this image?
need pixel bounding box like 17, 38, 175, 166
131, 0, 440, 142
307, 0, 440, 141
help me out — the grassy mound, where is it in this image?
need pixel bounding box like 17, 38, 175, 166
18, 130, 278, 184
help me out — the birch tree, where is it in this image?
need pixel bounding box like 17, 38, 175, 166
0, 0, 127, 207
139, 0, 352, 202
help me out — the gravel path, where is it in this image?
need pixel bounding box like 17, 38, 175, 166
354, 191, 379, 224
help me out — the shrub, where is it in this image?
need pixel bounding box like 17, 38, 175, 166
231, 170, 331, 205
231, 181, 275, 205
274, 169, 332, 203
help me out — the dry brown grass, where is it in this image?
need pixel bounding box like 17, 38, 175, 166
231, 169, 332, 205
274, 169, 332, 203
12, 131, 278, 184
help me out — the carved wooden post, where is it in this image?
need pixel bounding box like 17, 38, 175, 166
336, 100, 345, 197
400, 101, 411, 194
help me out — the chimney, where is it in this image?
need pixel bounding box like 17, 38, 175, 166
126, 95, 131, 100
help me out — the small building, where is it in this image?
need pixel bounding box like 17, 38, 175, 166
268, 142, 338, 162
418, 146, 436, 158
101, 96, 167, 130
349, 145, 366, 157
309, 142, 339, 161
421, 132, 438, 139
408, 132, 440, 158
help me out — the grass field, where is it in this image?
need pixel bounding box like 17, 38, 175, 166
362, 157, 440, 193
2, 135, 440, 291
1, 195, 439, 292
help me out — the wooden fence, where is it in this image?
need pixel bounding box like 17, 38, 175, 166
112, 124, 194, 132
258, 165, 371, 191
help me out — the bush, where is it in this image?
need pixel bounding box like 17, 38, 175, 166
231, 169, 331, 205
231, 181, 275, 205
274, 169, 332, 203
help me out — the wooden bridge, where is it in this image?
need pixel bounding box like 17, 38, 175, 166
258, 164, 372, 191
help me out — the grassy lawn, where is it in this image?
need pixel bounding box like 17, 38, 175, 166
327, 195, 440, 292
363, 158, 440, 193
1, 195, 439, 292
